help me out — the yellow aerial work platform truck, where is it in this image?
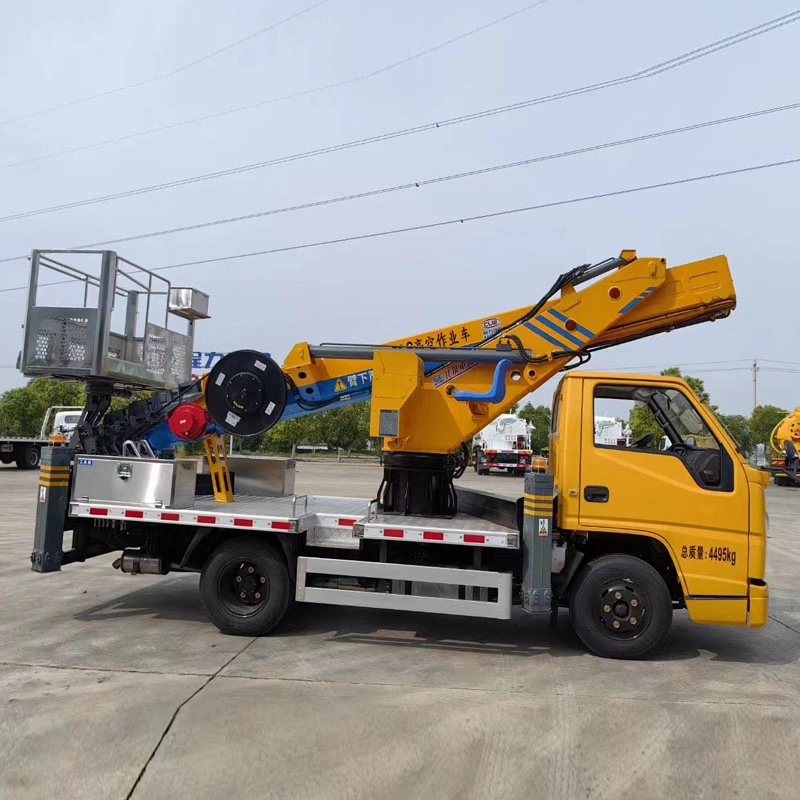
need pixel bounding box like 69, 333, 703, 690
23, 248, 768, 658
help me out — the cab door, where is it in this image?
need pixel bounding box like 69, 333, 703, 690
578, 378, 749, 598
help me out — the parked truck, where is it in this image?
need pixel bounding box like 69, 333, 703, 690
25, 248, 768, 659
473, 413, 535, 475
0, 406, 82, 469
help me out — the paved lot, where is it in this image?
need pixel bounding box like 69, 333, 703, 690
1, 462, 799, 799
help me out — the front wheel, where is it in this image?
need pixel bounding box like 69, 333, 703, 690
200, 536, 291, 636
568, 554, 672, 659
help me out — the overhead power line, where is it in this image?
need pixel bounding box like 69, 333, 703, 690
0, 98, 796, 260
2, 7, 796, 173
0, 1, 334, 127
1, 152, 798, 296
0, 0, 552, 168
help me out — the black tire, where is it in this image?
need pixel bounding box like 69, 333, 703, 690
514, 468, 526, 477
16, 445, 40, 469
477, 468, 490, 476
568, 554, 672, 659
199, 536, 291, 636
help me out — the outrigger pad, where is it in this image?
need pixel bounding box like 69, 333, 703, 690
205, 350, 287, 436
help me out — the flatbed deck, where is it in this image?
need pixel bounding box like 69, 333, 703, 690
68, 493, 520, 550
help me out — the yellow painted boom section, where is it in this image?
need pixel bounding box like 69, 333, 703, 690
284, 251, 735, 454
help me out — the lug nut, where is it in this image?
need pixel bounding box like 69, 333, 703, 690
255, 592, 261, 600
247, 566, 254, 574
236, 576, 242, 583
631, 599, 639, 607
260, 576, 266, 583
612, 620, 620, 629
240, 592, 246, 599
603, 604, 611, 613
614, 591, 622, 600
630, 617, 638, 625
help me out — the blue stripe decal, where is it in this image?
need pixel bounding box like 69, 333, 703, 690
523, 321, 572, 350
619, 285, 658, 314
619, 296, 644, 314
535, 314, 584, 347
546, 308, 595, 339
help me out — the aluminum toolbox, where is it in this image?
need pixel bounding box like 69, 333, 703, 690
71, 455, 196, 509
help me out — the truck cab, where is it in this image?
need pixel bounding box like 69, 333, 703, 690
551, 371, 769, 653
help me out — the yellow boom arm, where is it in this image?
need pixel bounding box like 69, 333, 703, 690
284, 250, 735, 454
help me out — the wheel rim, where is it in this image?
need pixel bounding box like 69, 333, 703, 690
218, 560, 269, 617
28, 449, 39, 467
592, 579, 650, 640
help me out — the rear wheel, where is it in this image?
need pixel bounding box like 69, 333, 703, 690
569, 554, 672, 659
16, 445, 40, 469
199, 536, 291, 636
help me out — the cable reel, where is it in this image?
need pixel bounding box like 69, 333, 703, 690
205, 350, 287, 436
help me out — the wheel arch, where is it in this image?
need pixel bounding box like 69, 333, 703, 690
180, 528, 298, 581
570, 529, 685, 604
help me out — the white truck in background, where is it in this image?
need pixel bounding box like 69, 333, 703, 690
0, 406, 82, 469
594, 416, 632, 447
473, 413, 544, 476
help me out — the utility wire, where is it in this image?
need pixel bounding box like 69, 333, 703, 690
1, 98, 797, 234
0, 100, 795, 264
0, 0, 551, 168
1, 152, 798, 295
1, 6, 796, 174
0, 1, 333, 127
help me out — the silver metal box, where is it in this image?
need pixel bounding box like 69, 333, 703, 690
71, 456, 196, 509
197, 456, 295, 497
169, 288, 210, 321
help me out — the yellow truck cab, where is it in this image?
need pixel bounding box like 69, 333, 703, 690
551, 371, 769, 656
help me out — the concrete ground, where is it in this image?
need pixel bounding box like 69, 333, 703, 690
1, 462, 799, 800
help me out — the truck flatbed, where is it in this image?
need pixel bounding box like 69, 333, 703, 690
67, 493, 520, 550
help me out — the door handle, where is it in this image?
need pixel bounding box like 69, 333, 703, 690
584, 485, 609, 503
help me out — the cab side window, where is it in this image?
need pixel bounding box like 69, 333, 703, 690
593, 384, 731, 492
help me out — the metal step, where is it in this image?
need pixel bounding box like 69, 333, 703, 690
295, 557, 512, 620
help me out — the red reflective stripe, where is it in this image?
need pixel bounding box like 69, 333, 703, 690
338, 518, 356, 527
124, 509, 144, 519
384, 529, 404, 538
464, 534, 485, 544
89, 508, 107, 516
271, 521, 291, 530
234, 518, 253, 527
423, 531, 444, 541
161, 512, 180, 521
197, 515, 216, 524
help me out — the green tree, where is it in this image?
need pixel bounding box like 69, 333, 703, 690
518, 403, 551, 453
265, 415, 322, 456
628, 404, 662, 447
0, 378, 85, 436
716, 413, 753, 455
319, 403, 370, 456
750, 405, 789, 449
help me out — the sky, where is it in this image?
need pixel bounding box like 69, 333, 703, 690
0, 0, 798, 417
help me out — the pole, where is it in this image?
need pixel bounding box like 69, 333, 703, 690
752, 359, 759, 411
